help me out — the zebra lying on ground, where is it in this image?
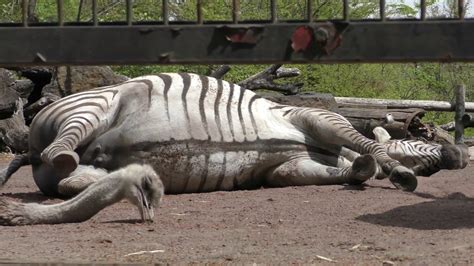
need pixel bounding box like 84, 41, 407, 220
0, 73, 469, 223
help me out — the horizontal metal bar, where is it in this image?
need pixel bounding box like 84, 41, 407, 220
1, 21, 474, 66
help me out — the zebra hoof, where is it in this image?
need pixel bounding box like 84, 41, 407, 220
389, 166, 418, 192
348, 154, 376, 185
52, 151, 79, 178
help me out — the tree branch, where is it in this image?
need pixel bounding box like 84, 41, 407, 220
238, 64, 303, 95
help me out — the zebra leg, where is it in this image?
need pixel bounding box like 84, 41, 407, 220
0, 153, 29, 186
289, 109, 417, 191
57, 165, 108, 197
41, 140, 81, 179
32, 163, 63, 196
32, 163, 108, 197
265, 154, 377, 187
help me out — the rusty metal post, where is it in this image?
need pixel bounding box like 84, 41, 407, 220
162, 0, 169, 25
126, 0, 133, 25
77, 0, 84, 22
57, 0, 64, 26
380, 0, 386, 21
232, 0, 240, 23
92, 0, 98, 26
420, 0, 426, 20
307, 0, 313, 22
455, 84, 466, 144
197, 0, 203, 24
343, 0, 349, 20
459, 0, 465, 19
270, 0, 277, 23
22, 0, 28, 27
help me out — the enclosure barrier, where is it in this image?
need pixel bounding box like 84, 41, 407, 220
0, 0, 473, 65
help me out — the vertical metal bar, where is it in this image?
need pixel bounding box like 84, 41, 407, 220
77, 0, 84, 22
343, 0, 349, 21
57, 0, 64, 26
22, 0, 28, 27
455, 84, 466, 144
197, 0, 203, 24
458, 0, 465, 19
380, 0, 385, 21
92, 0, 98, 26
307, 0, 313, 22
232, 0, 240, 24
420, 0, 426, 20
270, 0, 277, 23
162, 0, 169, 25
126, 0, 133, 25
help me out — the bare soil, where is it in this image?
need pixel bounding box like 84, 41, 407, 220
1, 155, 474, 265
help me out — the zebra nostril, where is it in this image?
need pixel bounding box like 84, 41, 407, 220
95, 156, 104, 165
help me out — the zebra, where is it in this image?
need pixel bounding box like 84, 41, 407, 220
0, 73, 469, 198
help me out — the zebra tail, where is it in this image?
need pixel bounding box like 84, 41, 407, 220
0, 153, 30, 186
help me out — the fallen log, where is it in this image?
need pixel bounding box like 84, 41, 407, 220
335, 97, 474, 112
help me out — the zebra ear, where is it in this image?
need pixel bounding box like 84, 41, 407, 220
372, 126, 391, 144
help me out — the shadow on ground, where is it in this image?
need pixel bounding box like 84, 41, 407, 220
356, 192, 474, 230
0, 192, 51, 203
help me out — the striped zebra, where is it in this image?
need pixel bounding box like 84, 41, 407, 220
0, 73, 469, 197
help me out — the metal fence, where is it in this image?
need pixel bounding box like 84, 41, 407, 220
0, 0, 473, 66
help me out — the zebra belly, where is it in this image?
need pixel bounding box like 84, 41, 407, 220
90, 139, 313, 194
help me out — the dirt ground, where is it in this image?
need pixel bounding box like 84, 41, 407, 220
0, 155, 474, 265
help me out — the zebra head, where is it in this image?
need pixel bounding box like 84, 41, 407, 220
382, 140, 469, 177
438, 144, 470, 170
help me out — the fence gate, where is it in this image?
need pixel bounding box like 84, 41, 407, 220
0, 0, 473, 66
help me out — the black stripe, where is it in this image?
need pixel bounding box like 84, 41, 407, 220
62, 122, 88, 140
197, 155, 209, 192
248, 95, 260, 139
199, 75, 210, 138
38, 89, 117, 118
43, 95, 110, 127
158, 74, 172, 121
51, 106, 104, 132
269, 105, 288, 110
181, 156, 193, 193
215, 153, 227, 191
226, 83, 235, 140
66, 116, 95, 135
58, 130, 82, 149
282, 109, 293, 116
130, 138, 335, 157
237, 86, 247, 138
130, 79, 154, 109
179, 73, 192, 135
214, 79, 224, 141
